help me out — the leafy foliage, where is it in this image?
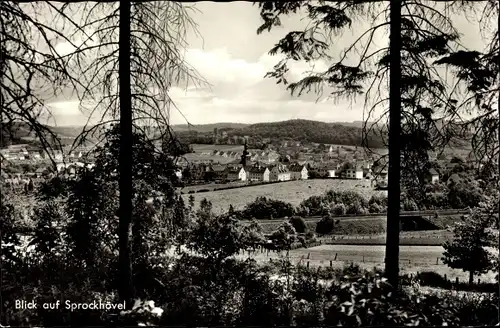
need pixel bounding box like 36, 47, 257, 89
289, 216, 307, 233
269, 221, 297, 251
185, 201, 242, 262
315, 216, 339, 235
442, 198, 498, 283
240, 196, 296, 220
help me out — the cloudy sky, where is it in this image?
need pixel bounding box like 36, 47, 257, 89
42, 1, 494, 126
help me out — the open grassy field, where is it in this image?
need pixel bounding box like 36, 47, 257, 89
180, 181, 248, 193
191, 144, 245, 153
183, 153, 238, 164
235, 244, 497, 283
182, 179, 387, 214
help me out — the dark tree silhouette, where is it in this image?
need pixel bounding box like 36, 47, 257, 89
0, 2, 89, 164
435, 2, 499, 182
254, 0, 467, 288
118, 0, 134, 305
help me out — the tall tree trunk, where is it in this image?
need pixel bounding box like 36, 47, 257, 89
118, 0, 134, 305
385, 0, 402, 289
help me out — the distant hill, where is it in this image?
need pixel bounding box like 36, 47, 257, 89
1, 122, 91, 148
172, 123, 249, 133
238, 119, 385, 147
337, 121, 372, 128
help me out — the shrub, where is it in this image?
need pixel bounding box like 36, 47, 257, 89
315, 216, 338, 235
242, 197, 295, 220
332, 203, 346, 216
289, 216, 307, 233
402, 199, 419, 211
297, 195, 328, 216
369, 202, 382, 213
304, 231, 315, 240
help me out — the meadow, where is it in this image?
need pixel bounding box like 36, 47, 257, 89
236, 244, 498, 284
182, 179, 387, 214
191, 143, 251, 152
183, 153, 238, 164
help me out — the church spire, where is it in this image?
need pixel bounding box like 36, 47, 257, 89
240, 140, 249, 167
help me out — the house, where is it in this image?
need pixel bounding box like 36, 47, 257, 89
289, 164, 308, 180
343, 163, 364, 180
326, 164, 338, 178
246, 166, 270, 182
210, 164, 227, 181
269, 164, 291, 182
227, 166, 247, 181
425, 168, 440, 184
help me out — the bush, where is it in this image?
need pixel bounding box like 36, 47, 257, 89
332, 203, 346, 216
402, 198, 419, 211
242, 197, 295, 220
369, 202, 382, 213
289, 216, 307, 233
315, 216, 338, 235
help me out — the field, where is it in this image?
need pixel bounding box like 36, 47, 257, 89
191, 144, 245, 152
183, 153, 238, 164
182, 179, 387, 214
181, 181, 248, 193
235, 244, 498, 283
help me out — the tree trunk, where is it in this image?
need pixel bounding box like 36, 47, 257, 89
469, 271, 474, 285
385, 0, 402, 289
118, 0, 134, 306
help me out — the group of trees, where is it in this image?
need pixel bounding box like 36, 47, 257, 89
2, 0, 498, 322
255, 0, 498, 287
232, 196, 296, 220
229, 179, 492, 226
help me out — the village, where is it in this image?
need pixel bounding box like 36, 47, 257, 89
1, 131, 454, 192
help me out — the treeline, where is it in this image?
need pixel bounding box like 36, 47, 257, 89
236, 119, 385, 148
229, 180, 489, 221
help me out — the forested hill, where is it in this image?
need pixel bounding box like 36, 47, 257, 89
172, 123, 249, 132
237, 119, 386, 148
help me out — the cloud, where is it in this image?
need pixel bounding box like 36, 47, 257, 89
167, 47, 365, 124
47, 47, 367, 126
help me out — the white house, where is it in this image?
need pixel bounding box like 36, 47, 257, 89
269, 164, 291, 182
246, 166, 270, 182
289, 164, 308, 180
344, 165, 364, 180
227, 166, 247, 181
327, 167, 337, 178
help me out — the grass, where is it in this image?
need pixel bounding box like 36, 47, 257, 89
324, 230, 454, 246
191, 144, 245, 152
181, 181, 248, 193
237, 245, 497, 284
183, 153, 238, 165
182, 179, 387, 214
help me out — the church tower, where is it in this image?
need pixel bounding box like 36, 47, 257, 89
240, 140, 250, 167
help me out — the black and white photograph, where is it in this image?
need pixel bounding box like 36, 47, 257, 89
1, 1, 499, 326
